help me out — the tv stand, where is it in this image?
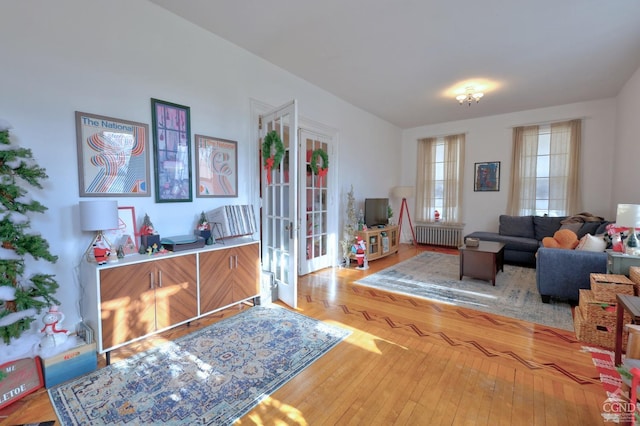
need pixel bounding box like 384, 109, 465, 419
355, 225, 399, 262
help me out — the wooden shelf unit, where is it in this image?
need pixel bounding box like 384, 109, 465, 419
356, 225, 399, 261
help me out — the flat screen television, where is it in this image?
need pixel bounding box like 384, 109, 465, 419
364, 198, 389, 227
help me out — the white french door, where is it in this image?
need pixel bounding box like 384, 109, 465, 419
299, 129, 334, 275
260, 100, 298, 308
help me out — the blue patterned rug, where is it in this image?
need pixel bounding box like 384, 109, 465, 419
48, 306, 350, 425
356, 252, 574, 330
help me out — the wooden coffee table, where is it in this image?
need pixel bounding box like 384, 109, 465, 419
459, 241, 505, 286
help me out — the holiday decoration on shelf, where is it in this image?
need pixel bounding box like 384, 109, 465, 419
197, 211, 211, 231
262, 130, 285, 184
310, 148, 329, 187
0, 119, 60, 344
140, 213, 156, 236
93, 240, 111, 265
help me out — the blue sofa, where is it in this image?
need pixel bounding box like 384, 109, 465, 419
465, 214, 609, 302
535, 247, 607, 303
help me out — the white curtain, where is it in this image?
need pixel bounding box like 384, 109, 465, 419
507, 120, 581, 216
415, 134, 465, 223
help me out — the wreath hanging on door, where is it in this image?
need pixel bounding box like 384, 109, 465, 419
262, 130, 285, 184
310, 148, 329, 187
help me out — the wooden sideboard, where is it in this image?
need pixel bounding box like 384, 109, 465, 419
80, 238, 260, 362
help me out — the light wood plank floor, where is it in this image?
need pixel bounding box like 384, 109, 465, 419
3, 244, 607, 425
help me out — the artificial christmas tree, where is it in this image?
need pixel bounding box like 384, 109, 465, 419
0, 119, 59, 344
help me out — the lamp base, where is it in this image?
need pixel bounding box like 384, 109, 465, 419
626, 228, 640, 256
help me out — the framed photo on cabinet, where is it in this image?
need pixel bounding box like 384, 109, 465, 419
151, 98, 192, 202
195, 134, 238, 198
75, 111, 150, 197
103, 206, 138, 256
474, 161, 500, 192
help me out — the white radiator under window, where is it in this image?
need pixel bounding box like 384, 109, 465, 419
415, 223, 464, 247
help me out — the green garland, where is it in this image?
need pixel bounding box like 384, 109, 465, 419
310, 149, 329, 174
262, 131, 285, 169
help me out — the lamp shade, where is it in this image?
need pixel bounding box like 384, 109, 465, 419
392, 186, 415, 199
79, 200, 119, 231
616, 204, 640, 228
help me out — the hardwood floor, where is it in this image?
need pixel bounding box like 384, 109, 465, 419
2, 244, 607, 425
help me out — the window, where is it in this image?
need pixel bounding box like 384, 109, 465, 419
507, 119, 581, 217
416, 134, 465, 223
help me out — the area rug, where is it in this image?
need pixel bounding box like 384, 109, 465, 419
355, 251, 574, 330
48, 305, 350, 425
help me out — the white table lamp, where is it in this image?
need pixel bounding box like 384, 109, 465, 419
616, 204, 640, 256
80, 200, 119, 262
391, 186, 417, 247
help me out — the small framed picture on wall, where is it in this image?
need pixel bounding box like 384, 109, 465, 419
474, 161, 500, 192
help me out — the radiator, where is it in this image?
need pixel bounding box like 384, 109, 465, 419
415, 223, 464, 247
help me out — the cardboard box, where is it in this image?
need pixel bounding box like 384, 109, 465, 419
41, 342, 97, 388
0, 357, 43, 410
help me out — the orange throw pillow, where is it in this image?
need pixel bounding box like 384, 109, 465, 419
542, 229, 579, 249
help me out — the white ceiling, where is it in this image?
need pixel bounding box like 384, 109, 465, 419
149, 0, 640, 128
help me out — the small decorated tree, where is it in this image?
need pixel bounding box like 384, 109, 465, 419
340, 185, 358, 265
0, 120, 59, 344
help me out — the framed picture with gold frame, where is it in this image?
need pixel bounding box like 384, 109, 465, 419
195, 134, 238, 198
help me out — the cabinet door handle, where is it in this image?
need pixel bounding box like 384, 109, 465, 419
235, 255, 238, 269
150, 272, 154, 289
229, 256, 233, 270
158, 270, 162, 288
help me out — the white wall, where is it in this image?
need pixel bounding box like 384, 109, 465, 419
401, 98, 618, 237
0, 1, 401, 329
613, 66, 640, 205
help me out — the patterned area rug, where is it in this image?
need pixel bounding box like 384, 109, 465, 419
48, 306, 350, 425
356, 251, 574, 330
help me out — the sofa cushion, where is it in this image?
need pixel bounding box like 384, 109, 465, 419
576, 233, 607, 252
466, 231, 539, 252
575, 221, 602, 239
596, 221, 612, 235
560, 222, 583, 234
533, 216, 565, 240
499, 215, 534, 239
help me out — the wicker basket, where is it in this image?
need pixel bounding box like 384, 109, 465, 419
574, 305, 628, 350
578, 289, 631, 324
591, 273, 634, 303
630, 266, 640, 296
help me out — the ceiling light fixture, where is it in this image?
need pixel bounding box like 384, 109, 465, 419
456, 87, 484, 106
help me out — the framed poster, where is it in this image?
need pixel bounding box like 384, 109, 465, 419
195, 134, 238, 197
474, 161, 500, 192
151, 98, 192, 202
75, 111, 150, 197
104, 206, 138, 255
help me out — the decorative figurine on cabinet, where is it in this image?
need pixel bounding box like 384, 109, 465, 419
93, 240, 111, 265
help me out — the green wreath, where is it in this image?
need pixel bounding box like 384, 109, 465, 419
310, 149, 329, 174
262, 130, 285, 169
